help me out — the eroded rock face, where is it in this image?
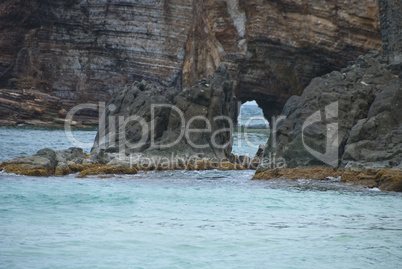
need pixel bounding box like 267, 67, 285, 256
91, 65, 237, 161
0, 0, 382, 124
257, 52, 402, 172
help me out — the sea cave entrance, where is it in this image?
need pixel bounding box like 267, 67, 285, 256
232, 101, 270, 157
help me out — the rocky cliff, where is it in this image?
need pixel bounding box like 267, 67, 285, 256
0, 0, 383, 124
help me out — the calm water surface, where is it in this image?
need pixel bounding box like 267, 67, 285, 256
0, 117, 401, 268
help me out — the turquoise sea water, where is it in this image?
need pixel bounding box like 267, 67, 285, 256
1, 107, 402, 268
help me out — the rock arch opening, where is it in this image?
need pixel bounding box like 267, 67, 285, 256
237, 91, 288, 124
231, 100, 270, 158
236, 101, 269, 129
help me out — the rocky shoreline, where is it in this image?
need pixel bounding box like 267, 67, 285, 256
0, 147, 252, 178
1, 146, 400, 192
1, 52, 401, 192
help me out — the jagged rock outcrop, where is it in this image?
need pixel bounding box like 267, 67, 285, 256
0, 0, 383, 124
91, 65, 237, 163
256, 52, 401, 178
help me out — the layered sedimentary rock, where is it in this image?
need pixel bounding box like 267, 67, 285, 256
0, 0, 382, 124
0, 0, 194, 124
222, 0, 382, 118
91, 65, 237, 162
255, 52, 402, 190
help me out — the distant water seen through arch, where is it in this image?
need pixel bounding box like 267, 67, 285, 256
232, 101, 270, 157
237, 101, 269, 129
